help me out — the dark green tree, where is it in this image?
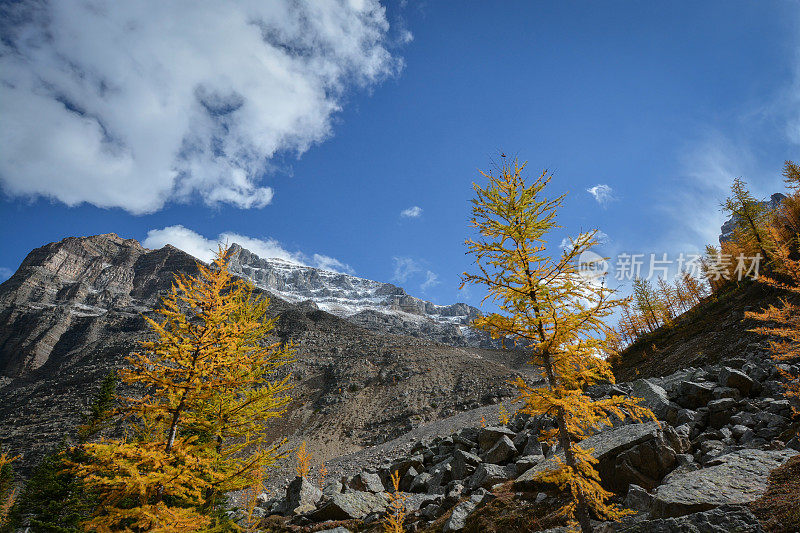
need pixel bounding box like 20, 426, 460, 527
3, 373, 117, 532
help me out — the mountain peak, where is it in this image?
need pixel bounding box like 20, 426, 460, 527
226, 243, 490, 347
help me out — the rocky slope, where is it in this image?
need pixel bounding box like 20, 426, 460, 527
226, 244, 492, 348
249, 345, 799, 532
0, 234, 533, 476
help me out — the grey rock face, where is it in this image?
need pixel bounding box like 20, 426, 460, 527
477, 426, 516, 452
612, 505, 763, 532
719, 192, 786, 244
517, 421, 688, 491
310, 491, 388, 520
631, 379, 674, 422
442, 500, 477, 532
483, 435, 517, 464
651, 448, 798, 518
0, 234, 535, 479
284, 476, 323, 515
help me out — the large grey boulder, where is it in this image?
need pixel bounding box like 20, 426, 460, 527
467, 463, 511, 489
452, 449, 482, 480
651, 448, 798, 518
517, 421, 687, 491
349, 471, 384, 493
483, 435, 517, 464
478, 426, 516, 452
284, 476, 322, 515
676, 381, 715, 409
442, 500, 478, 532
631, 379, 674, 422
718, 367, 754, 396
309, 491, 388, 520
610, 505, 763, 532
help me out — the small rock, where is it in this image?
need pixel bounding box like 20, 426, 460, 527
676, 381, 714, 409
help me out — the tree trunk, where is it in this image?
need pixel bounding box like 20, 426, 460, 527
542, 355, 593, 532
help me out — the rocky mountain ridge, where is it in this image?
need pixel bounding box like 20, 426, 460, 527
226, 244, 491, 348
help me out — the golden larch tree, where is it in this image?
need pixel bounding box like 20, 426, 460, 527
747, 173, 800, 414
462, 157, 654, 532
722, 177, 773, 264
72, 245, 294, 531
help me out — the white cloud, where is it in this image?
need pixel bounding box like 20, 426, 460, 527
0, 267, 12, 282
420, 270, 439, 291
391, 256, 421, 283
143, 225, 354, 274
0, 1, 401, 214
400, 205, 423, 218
586, 184, 617, 207
312, 254, 354, 274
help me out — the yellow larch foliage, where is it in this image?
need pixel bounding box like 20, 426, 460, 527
242, 469, 265, 533
462, 158, 655, 532
0, 452, 17, 523
498, 404, 510, 426
747, 202, 800, 413
382, 470, 407, 533
295, 441, 312, 479
72, 245, 294, 531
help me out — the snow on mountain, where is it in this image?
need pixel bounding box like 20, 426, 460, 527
226, 244, 493, 347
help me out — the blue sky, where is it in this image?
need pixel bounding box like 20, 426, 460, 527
1, 1, 799, 310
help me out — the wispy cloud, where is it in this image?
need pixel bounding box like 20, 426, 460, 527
143, 225, 354, 274
0, 1, 402, 214
400, 206, 423, 218
391, 256, 422, 282
420, 270, 439, 291
0, 267, 12, 282
586, 184, 617, 208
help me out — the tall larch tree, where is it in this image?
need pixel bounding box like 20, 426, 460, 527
722, 177, 772, 264
462, 157, 655, 532
72, 245, 294, 531
747, 167, 800, 414
632, 277, 662, 332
